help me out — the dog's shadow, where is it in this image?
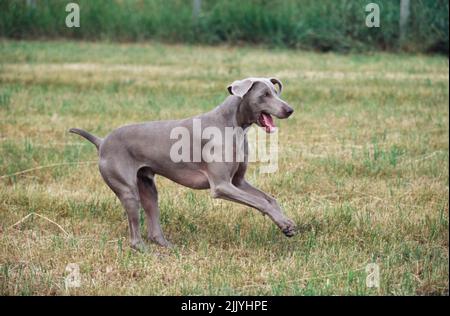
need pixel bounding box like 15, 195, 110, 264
267, 219, 325, 255
202, 217, 325, 256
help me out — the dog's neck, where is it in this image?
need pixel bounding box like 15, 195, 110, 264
210, 96, 253, 130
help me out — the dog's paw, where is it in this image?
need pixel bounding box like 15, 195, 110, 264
131, 241, 148, 253
281, 219, 297, 237
149, 235, 173, 248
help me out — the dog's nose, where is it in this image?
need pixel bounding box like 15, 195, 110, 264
284, 107, 294, 117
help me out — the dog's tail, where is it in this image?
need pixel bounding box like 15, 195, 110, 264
69, 128, 102, 150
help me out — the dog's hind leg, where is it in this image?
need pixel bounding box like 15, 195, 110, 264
137, 170, 171, 248
99, 159, 146, 251
120, 191, 146, 251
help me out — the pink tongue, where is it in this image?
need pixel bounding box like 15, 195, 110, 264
260, 113, 276, 133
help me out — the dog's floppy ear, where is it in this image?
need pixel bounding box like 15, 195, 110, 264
227, 79, 254, 98
269, 77, 283, 95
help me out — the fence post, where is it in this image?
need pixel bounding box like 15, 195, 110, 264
399, 0, 410, 44
26, 0, 36, 9
193, 0, 202, 19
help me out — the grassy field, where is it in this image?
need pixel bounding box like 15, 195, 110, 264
0, 40, 448, 295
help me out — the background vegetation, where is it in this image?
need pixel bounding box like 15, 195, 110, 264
0, 0, 448, 54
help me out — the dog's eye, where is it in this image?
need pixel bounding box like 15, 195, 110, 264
265, 92, 271, 97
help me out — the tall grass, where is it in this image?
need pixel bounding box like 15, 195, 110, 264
0, 0, 448, 53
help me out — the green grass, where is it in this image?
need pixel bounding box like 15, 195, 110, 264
0, 39, 448, 295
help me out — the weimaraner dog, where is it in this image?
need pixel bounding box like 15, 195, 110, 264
70, 77, 296, 250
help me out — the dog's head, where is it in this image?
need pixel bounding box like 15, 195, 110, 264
227, 77, 293, 133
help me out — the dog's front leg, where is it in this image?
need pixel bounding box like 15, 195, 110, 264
210, 182, 296, 237
233, 179, 282, 209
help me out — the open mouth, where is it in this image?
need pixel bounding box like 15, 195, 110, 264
258, 112, 276, 133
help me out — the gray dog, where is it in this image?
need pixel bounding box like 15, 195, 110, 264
70, 77, 296, 250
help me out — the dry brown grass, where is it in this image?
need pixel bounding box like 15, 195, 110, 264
0, 40, 448, 295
